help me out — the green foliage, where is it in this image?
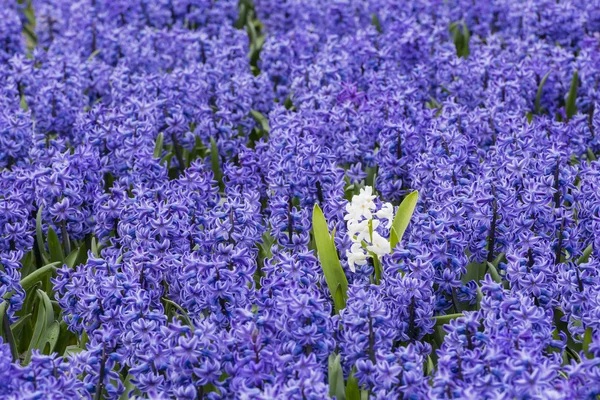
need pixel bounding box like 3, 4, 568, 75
583, 327, 593, 359
577, 244, 593, 265
163, 297, 194, 330
553, 307, 582, 354
47, 226, 64, 263
535, 71, 552, 115
312, 203, 348, 314
328, 353, 346, 400
210, 136, 224, 191
566, 70, 578, 121
250, 110, 270, 133
36, 206, 49, 264
24, 290, 59, 364
154, 132, 164, 158
64, 246, 81, 269
366, 166, 378, 189
20, 262, 60, 292
0, 302, 19, 360
433, 313, 464, 325
371, 13, 382, 33
449, 21, 470, 58
346, 368, 360, 400
425, 356, 435, 376
390, 191, 419, 248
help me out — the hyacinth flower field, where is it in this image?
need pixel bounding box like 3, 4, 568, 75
4, 1, 600, 399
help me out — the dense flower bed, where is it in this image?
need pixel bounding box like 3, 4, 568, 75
2, 0, 600, 398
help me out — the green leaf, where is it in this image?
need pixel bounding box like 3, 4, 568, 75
64, 345, 84, 357
372, 253, 382, 285
210, 137, 224, 191
366, 166, 378, 189
486, 262, 503, 283
24, 290, 55, 364
54, 321, 74, 356
535, 70, 552, 114
425, 355, 435, 376
583, 327, 593, 359
119, 374, 138, 400
371, 13, 382, 33
553, 307, 582, 353
162, 298, 194, 331
566, 70, 578, 121
346, 368, 360, 400
391, 191, 419, 244
334, 284, 345, 315
0, 302, 19, 361
389, 227, 400, 251
328, 353, 346, 400
36, 207, 49, 263
37, 290, 54, 332
201, 382, 222, 397
64, 246, 82, 269
47, 227, 64, 262
91, 237, 99, 257
587, 148, 597, 162
258, 231, 275, 259
577, 244, 593, 265
161, 151, 175, 167
433, 313, 464, 325
463, 22, 471, 55
39, 321, 60, 354
449, 21, 470, 58
20, 262, 60, 292
461, 261, 484, 285
246, 16, 258, 48
10, 313, 32, 337
154, 132, 164, 159
250, 110, 270, 133
491, 252, 506, 269
19, 251, 35, 279
313, 204, 348, 314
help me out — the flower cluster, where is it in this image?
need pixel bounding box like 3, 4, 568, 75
2, 0, 600, 399
345, 187, 394, 272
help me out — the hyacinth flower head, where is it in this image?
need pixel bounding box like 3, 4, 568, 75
344, 186, 395, 272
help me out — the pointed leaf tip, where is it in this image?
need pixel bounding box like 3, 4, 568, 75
391, 191, 419, 245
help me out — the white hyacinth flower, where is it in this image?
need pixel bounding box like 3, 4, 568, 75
375, 202, 394, 229
345, 186, 376, 220
344, 186, 395, 273
344, 201, 363, 222
366, 231, 391, 257
347, 218, 380, 244
346, 242, 368, 272
347, 218, 370, 242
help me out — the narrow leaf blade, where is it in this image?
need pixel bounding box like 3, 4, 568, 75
346, 368, 360, 400
566, 70, 578, 121
36, 207, 49, 261
154, 132, 164, 159
583, 327, 593, 359
391, 191, 419, 244
313, 204, 348, 313
210, 137, 223, 191
328, 353, 346, 400
47, 227, 64, 262
535, 70, 552, 114
389, 227, 400, 251
577, 244, 593, 265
